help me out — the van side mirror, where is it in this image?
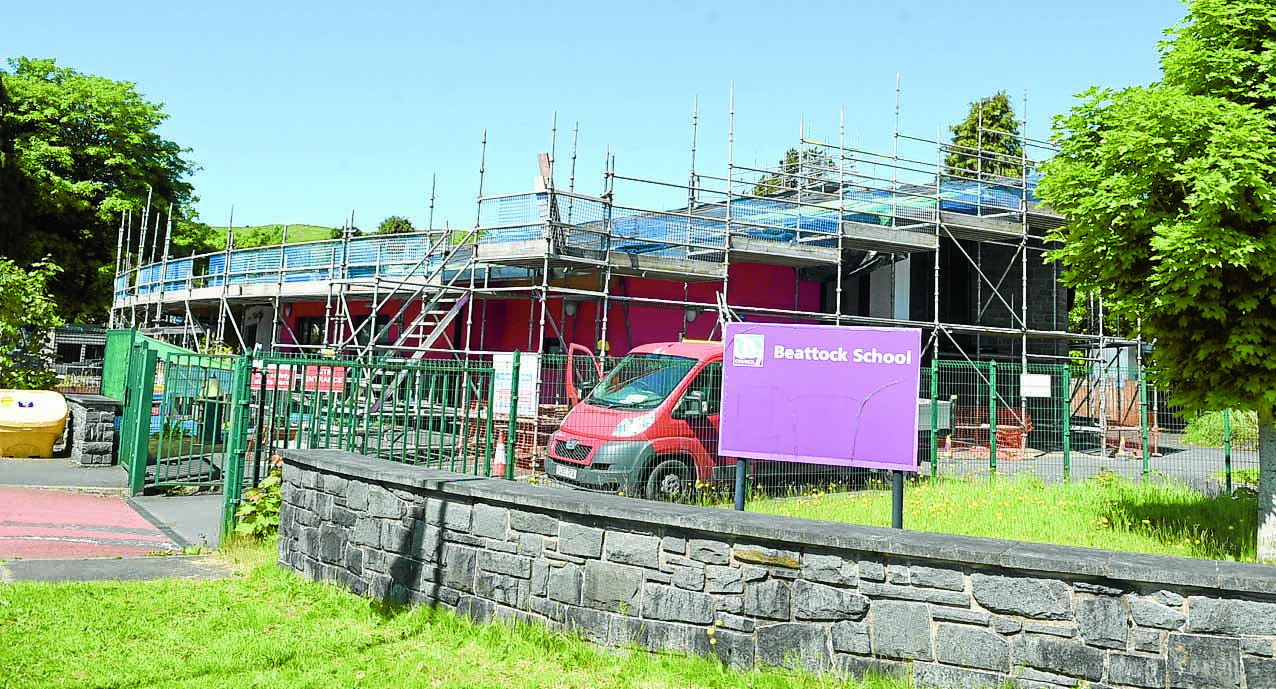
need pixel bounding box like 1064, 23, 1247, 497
678, 390, 706, 419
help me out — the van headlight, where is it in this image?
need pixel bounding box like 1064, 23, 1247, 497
614, 412, 656, 438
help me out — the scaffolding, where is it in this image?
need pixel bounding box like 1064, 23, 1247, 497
110, 99, 1147, 466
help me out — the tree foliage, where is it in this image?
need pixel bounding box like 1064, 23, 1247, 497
1038, 0, 1276, 560
753, 147, 838, 197
0, 57, 198, 321
377, 215, 416, 234
945, 91, 1025, 181
0, 258, 63, 390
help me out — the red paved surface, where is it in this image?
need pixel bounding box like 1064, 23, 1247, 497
0, 487, 179, 559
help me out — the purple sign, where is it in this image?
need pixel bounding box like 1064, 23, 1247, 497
719, 323, 923, 472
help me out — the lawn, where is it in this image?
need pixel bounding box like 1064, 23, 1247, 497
0, 541, 905, 689
209, 224, 341, 249
746, 472, 1258, 562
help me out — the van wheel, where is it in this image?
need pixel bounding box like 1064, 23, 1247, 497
646, 458, 694, 502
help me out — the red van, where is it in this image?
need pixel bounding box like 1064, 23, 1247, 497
544, 340, 726, 499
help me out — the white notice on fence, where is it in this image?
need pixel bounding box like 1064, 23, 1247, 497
1021, 373, 1052, 398
493, 353, 540, 419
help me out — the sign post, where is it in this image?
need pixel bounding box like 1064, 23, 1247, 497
719, 323, 924, 526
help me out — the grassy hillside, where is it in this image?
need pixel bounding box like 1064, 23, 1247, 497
209, 224, 341, 249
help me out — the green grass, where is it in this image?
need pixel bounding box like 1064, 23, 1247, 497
210, 224, 341, 249
747, 472, 1258, 562
0, 539, 906, 689
1184, 409, 1258, 447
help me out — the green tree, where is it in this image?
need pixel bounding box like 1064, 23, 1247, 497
0, 258, 63, 389
1038, 0, 1276, 560
753, 147, 837, 197
0, 57, 197, 322
945, 91, 1024, 181
377, 215, 416, 234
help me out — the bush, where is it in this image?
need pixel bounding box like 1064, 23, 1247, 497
235, 457, 283, 539
0, 258, 62, 390
1184, 410, 1257, 447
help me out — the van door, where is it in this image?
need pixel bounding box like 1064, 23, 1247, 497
675, 362, 722, 479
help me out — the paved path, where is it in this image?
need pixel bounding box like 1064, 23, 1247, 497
0, 487, 179, 559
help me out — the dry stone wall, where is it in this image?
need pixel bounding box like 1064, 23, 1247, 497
279, 450, 1276, 689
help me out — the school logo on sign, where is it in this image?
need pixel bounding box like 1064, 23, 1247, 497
732, 333, 765, 367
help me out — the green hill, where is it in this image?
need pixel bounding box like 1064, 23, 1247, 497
209, 224, 341, 249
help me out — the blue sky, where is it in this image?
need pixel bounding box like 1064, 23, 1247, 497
6, 1, 1186, 232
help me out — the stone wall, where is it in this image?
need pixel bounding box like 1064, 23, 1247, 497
279, 450, 1276, 689
64, 394, 120, 466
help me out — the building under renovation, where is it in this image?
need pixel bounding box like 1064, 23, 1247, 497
111, 110, 1125, 370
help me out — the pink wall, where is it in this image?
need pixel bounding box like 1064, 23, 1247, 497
275, 263, 821, 357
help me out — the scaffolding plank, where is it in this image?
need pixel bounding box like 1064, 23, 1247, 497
840, 221, 938, 253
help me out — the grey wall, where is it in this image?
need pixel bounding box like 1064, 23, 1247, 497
65, 394, 120, 466
279, 450, 1276, 689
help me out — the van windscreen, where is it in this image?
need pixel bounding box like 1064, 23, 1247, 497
587, 354, 697, 411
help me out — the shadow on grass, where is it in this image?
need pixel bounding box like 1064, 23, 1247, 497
1096, 475, 1258, 561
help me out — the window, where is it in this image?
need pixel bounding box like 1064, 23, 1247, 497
683, 362, 722, 414
294, 317, 325, 346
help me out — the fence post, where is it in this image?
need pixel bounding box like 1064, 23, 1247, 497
221, 355, 253, 541
505, 350, 521, 480
929, 359, 939, 479
484, 368, 496, 477
1139, 373, 1150, 482
1224, 408, 1233, 497
1062, 364, 1072, 483
988, 361, 998, 478
127, 347, 159, 496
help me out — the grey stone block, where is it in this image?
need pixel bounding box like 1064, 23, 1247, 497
483, 538, 517, 554
935, 623, 1010, 672
971, 574, 1072, 620
478, 550, 532, 579
832, 621, 872, 654
871, 600, 932, 661
368, 485, 404, 519
706, 565, 744, 594
470, 504, 509, 539
661, 536, 686, 554
858, 560, 886, 582
318, 524, 345, 564
702, 628, 754, 671
688, 539, 730, 565
558, 523, 604, 559
803, 554, 857, 586
670, 565, 705, 591
741, 565, 768, 582
744, 579, 791, 620
910, 565, 965, 591
329, 506, 356, 528
1109, 653, 1166, 689
528, 596, 563, 622
793, 580, 869, 621
441, 544, 476, 593
562, 605, 611, 644
518, 533, 544, 557
346, 481, 369, 511
426, 499, 471, 531
1077, 597, 1128, 649
381, 521, 411, 551
530, 560, 549, 597
1131, 596, 1186, 630
604, 532, 661, 569
912, 662, 1007, 689
1018, 636, 1104, 683
547, 564, 583, 605
1168, 633, 1241, 689
886, 567, 910, 585
610, 616, 690, 652
475, 570, 528, 608
1242, 638, 1274, 657
931, 607, 990, 626
714, 612, 755, 633
716, 596, 743, 614
582, 560, 642, 613
510, 509, 558, 536
839, 655, 910, 680
642, 584, 715, 624
860, 581, 971, 607
1151, 590, 1184, 607
1074, 580, 1127, 596
756, 622, 832, 672
992, 616, 1023, 634
646, 571, 671, 585
1245, 658, 1276, 689
1188, 597, 1276, 637
1131, 628, 1162, 653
